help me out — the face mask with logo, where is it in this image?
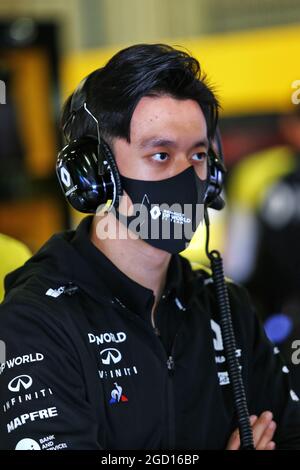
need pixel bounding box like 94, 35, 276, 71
116, 166, 207, 254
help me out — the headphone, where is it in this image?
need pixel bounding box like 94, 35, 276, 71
56, 73, 226, 213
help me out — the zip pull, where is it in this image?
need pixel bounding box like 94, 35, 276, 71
174, 297, 186, 311
167, 356, 175, 373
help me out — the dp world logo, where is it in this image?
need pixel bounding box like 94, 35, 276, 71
60, 167, 71, 188
8, 375, 33, 392
100, 348, 122, 365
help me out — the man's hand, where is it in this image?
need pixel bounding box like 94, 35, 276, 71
226, 411, 277, 450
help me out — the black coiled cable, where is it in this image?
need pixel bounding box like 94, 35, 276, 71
204, 208, 255, 450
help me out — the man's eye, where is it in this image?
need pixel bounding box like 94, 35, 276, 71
191, 152, 207, 162
151, 153, 169, 162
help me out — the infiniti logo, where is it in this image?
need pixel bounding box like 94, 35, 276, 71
100, 348, 122, 365
8, 375, 33, 392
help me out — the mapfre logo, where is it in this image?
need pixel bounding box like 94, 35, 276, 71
7, 407, 58, 433
100, 348, 122, 365
8, 375, 33, 393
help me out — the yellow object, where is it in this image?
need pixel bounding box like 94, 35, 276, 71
0, 234, 31, 302
228, 146, 296, 209
181, 206, 226, 266
61, 23, 300, 116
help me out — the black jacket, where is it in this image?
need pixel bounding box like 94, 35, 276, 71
0, 216, 300, 450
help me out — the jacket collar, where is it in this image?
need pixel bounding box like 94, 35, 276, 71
71, 216, 187, 317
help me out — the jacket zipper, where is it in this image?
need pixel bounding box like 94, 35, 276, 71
164, 333, 180, 450
113, 296, 183, 450
151, 294, 185, 450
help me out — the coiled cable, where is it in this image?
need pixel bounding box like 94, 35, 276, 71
204, 207, 255, 450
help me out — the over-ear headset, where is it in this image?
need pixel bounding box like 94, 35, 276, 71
56, 74, 123, 213
56, 73, 226, 213
205, 128, 226, 210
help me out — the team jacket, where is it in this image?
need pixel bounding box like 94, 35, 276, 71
1, 216, 300, 450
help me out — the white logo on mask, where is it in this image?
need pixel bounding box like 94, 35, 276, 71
150, 206, 161, 220
45, 287, 65, 298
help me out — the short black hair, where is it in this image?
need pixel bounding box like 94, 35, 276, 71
61, 43, 219, 144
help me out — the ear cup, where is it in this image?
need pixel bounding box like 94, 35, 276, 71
204, 148, 226, 210
56, 136, 122, 213
100, 139, 123, 203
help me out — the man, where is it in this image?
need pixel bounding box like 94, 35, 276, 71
0, 44, 299, 450
225, 109, 300, 395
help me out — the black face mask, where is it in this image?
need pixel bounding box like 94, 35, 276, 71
116, 166, 207, 254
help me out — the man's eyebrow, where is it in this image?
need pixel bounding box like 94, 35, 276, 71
138, 137, 209, 149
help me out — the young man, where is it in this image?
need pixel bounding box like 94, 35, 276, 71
0, 44, 300, 450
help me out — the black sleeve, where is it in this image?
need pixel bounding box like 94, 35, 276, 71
242, 288, 300, 450
0, 300, 102, 450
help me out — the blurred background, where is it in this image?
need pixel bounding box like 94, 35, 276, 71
1, 0, 300, 387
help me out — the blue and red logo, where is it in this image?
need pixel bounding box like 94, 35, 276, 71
109, 382, 128, 404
